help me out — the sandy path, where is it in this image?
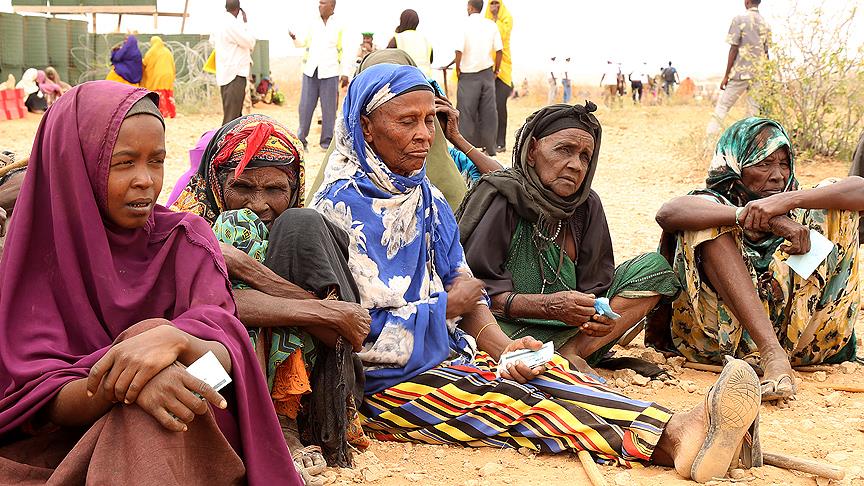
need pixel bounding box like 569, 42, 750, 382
2, 87, 862, 486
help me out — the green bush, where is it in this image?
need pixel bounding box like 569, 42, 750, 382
750, 1, 864, 159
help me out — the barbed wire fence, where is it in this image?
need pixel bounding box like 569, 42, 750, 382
70, 34, 220, 113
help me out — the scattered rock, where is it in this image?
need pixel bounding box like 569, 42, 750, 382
614, 471, 632, 486
815, 476, 831, 486
641, 349, 667, 365
632, 374, 651, 386
678, 380, 699, 393
362, 465, 389, 482
649, 379, 664, 390
322, 470, 338, 479
826, 451, 849, 463
434, 449, 446, 459
464, 480, 480, 486
478, 462, 503, 477
667, 356, 686, 372
824, 391, 843, 408
800, 418, 816, 431
839, 362, 857, 374
517, 447, 534, 457
405, 473, 424, 482
812, 371, 828, 382
613, 369, 637, 383
729, 468, 748, 480
615, 378, 629, 389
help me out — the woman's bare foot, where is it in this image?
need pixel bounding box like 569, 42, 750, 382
759, 347, 797, 401
278, 414, 327, 477
653, 358, 761, 483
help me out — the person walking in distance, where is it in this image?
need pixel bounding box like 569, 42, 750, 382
456, 0, 503, 156
290, 0, 351, 150
662, 61, 679, 97
486, 0, 513, 152
210, 0, 255, 125
706, 0, 771, 137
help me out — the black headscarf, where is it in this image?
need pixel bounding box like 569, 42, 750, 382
456, 101, 602, 244
395, 9, 420, 33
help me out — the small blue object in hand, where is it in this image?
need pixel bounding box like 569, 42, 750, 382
594, 297, 621, 319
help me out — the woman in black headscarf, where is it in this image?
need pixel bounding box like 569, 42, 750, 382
458, 102, 680, 373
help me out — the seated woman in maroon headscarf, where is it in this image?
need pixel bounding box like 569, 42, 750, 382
0, 81, 301, 485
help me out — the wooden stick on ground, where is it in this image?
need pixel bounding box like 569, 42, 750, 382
682, 361, 835, 376
763, 452, 845, 480
577, 450, 608, 486
816, 384, 864, 393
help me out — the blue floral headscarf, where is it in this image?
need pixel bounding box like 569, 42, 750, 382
312, 64, 477, 395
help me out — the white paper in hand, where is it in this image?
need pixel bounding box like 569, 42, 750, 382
186, 351, 232, 392
785, 229, 835, 279
497, 342, 554, 378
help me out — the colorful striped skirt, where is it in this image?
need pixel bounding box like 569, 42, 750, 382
361, 353, 671, 467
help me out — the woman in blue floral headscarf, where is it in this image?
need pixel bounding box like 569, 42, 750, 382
651, 117, 864, 401
311, 63, 764, 483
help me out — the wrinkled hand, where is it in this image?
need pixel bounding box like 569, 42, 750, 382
434, 97, 461, 144
340, 76, 349, 89
720, 75, 729, 90
544, 291, 596, 327
323, 300, 371, 351
445, 272, 485, 319
87, 323, 186, 404
741, 193, 793, 232
219, 241, 251, 281
136, 363, 227, 432
498, 336, 546, 383
579, 314, 616, 337
768, 215, 811, 254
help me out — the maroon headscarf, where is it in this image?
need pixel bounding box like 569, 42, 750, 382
0, 81, 300, 485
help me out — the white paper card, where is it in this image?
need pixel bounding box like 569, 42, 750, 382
186, 351, 232, 392
785, 229, 834, 279
497, 341, 554, 377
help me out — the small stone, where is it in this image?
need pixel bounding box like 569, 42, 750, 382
705, 480, 723, 486
813, 371, 828, 382
362, 465, 388, 482
405, 473, 424, 482
464, 481, 480, 486
615, 378, 629, 389
649, 380, 664, 390
614, 471, 632, 486
434, 449, 446, 459
800, 419, 816, 431
839, 362, 857, 374
613, 369, 637, 382
667, 356, 686, 371
641, 349, 667, 365
632, 374, 651, 386
729, 468, 748, 479
824, 391, 843, 408
517, 447, 534, 457
679, 380, 698, 393
826, 451, 849, 463
478, 462, 503, 477
816, 476, 830, 486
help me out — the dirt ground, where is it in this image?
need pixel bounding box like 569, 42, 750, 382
2, 77, 863, 486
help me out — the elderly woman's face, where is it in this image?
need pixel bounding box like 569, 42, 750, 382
527, 128, 594, 198
223, 166, 293, 228
360, 90, 436, 177
740, 146, 791, 198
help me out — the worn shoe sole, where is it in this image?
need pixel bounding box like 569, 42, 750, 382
690, 358, 761, 483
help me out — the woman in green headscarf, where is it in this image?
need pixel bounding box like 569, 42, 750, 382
458, 102, 681, 375
651, 117, 864, 401
309, 48, 469, 210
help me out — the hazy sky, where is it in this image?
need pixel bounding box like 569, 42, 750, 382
2, 0, 860, 83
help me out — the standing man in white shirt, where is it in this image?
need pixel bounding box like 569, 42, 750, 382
211, 0, 255, 126
290, 0, 351, 151
456, 0, 503, 157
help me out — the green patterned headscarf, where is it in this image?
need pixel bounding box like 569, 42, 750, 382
695, 117, 797, 271
704, 117, 797, 206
